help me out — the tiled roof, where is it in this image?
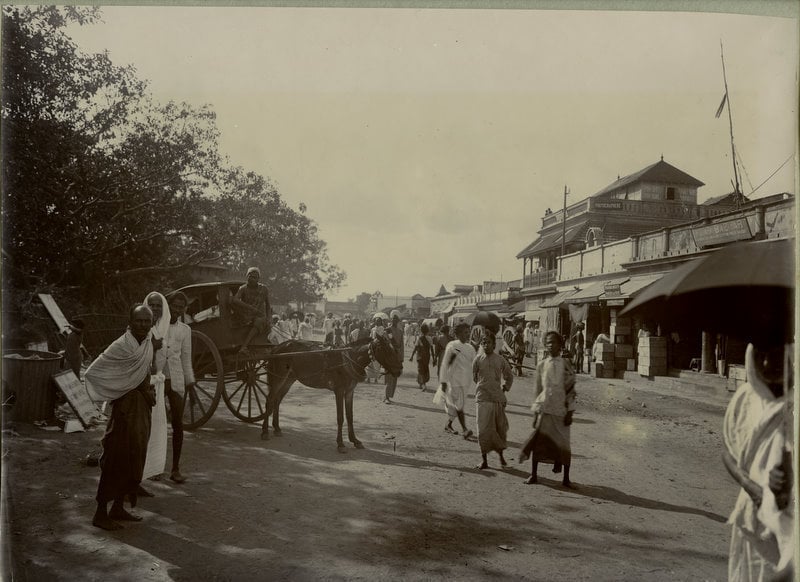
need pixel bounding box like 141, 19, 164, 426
591, 160, 704, 199
702, 192, 749, 206
516, 221, 589, 258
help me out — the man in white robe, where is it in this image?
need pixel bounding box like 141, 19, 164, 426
434, 323, 475, 438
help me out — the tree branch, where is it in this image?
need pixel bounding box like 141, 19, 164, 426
108, 251, 222, 279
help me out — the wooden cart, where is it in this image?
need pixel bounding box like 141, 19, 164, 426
168, 281, 332, 429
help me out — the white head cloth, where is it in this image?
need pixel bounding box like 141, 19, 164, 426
143, 291, 171, 341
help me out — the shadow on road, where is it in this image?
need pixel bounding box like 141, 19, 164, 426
535, 478, 727, 523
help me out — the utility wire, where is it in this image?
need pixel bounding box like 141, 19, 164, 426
736, 150, 754, 193
748, 154, 795, 197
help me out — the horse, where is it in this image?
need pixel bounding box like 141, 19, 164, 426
260, 335, 400, 452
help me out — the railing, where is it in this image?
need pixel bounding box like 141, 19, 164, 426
541, 196, 725, 230
551, 197, 795, 277
522, 269, 557, 289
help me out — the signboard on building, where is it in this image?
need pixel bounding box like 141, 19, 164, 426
593, 200, 623, 210
691, 218, 752, 248
604, 282, 622, 297
606, 299, 626, 307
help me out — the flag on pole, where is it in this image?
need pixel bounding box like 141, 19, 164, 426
715, 92, 728, 118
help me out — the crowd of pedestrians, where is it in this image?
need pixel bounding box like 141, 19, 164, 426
81, 277, 793, 581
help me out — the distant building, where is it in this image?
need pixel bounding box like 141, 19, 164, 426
701, 191, 749, 209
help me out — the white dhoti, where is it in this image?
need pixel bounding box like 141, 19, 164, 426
143, 373, 168, 479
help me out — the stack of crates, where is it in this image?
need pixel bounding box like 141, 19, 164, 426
638, 336, 667, 376
592, 342, 615, 378
610, 315, 635, 372
614, 344, 635, 372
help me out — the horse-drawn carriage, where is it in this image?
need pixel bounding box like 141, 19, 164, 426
168, 282, 397, 450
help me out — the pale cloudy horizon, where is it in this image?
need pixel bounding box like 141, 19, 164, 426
67, 6, 798, 302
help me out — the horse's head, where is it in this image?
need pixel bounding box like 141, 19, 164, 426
342, 337, 373, 381
369, 335, 403, 377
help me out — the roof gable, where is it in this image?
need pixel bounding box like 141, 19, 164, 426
591, 159, 704, 199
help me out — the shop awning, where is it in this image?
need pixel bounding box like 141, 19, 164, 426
496, 300, 526, 318
541, 289, 578, 308
611, 273, 664, 299
565, 277, 630, 304
439, 301, 456, 315
524, 308, 542, 321
516, 221, 589, 258
450, 311, 475, 321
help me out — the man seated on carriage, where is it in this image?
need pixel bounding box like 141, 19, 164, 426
231, 266, 271, 355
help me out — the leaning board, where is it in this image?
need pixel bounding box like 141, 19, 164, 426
52, 370, 100, 428
37, 293, 71, 334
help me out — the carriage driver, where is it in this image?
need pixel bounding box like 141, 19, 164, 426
232, 267, 271, 355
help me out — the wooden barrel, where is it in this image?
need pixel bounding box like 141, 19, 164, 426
2, 350, 63, 422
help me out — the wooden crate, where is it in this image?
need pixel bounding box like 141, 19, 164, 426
639, 364, 667, 377
614, 344, 634, 358
638, 336, 667, 348
592, 362, 614, 378
638, 346, 667, 358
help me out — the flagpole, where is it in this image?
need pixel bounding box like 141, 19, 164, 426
720, 40, 742, 206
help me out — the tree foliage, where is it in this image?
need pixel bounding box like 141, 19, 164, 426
2, 6, 345, 333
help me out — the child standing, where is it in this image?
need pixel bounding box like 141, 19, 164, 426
521, 331, 576, 488
472, 333, 513, 470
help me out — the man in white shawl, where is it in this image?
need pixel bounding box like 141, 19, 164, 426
85, 304, 156, 530
722, 343, 794, 581
434, 323, 475, 438
141, 291, 171, 486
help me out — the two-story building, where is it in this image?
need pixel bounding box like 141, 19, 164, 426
517, 158, 729, 325
515, 156, 795, 381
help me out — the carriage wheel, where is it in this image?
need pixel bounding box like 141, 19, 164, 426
183, 330, 223, 430
222, 354, 270, 423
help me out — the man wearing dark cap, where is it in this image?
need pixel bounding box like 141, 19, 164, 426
231, 266, 271, 354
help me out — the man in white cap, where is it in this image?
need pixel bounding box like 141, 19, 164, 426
231, 266, 271, 354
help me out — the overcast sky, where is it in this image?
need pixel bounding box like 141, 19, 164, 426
67, 6, 798, 302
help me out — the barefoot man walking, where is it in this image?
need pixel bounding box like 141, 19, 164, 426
85, 304, 157, 530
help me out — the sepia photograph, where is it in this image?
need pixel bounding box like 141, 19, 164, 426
1, 1, 797, 580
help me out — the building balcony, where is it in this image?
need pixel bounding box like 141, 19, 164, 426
522, 269, 557, 289
541, 197, 726, 230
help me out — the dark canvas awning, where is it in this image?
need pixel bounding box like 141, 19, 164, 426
439, 301, 456, 315
450, 311, 475, 321
565, 277, 630, 304
541, 289, 578, 308
517, 222, 589, 258
609, 274, 664, 299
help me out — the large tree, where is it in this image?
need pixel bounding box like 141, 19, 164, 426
2, 6, 221, 307
200, 167, 346, 305
2, 6, 346, 332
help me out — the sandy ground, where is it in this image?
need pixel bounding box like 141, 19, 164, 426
1, 358, 738, 581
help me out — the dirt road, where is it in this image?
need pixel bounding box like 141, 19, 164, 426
2, 365, 737, 581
